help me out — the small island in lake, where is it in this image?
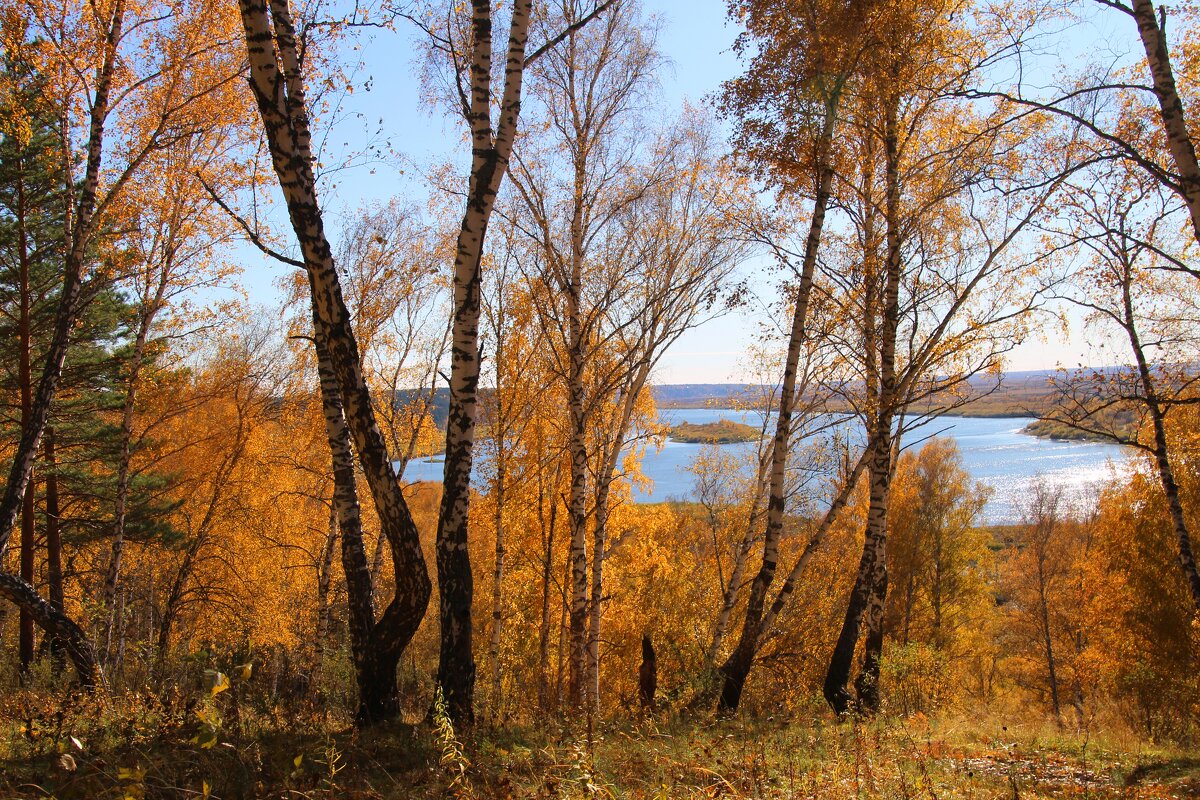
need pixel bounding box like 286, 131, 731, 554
669, 419, 760, 444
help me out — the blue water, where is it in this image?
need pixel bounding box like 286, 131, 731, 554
400, 408, 1135, 525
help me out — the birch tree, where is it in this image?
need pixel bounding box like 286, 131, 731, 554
98, 128, 248, 672
1038, 162, 1200, 611
963, 0, 1200, 252
238, 0, 432, 724
819, 4, 1061, 713
708, 0, 880, 713
506, 0, 660, 710
406, 0, 617, 724
508, 2, 745, 708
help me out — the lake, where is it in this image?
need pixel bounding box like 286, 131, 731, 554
400, 408, 1136, 525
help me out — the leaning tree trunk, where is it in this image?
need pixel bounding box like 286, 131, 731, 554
240, 0, 432, 725
1127, 0, 1200, 244
704, 503, 761, 673
17, 159, 36, 674
312, 335, 384, 718
823, 422, 895, 715
716, 128, 836, 714
1119, 272, 1200, 610
758, 447, 872, 638
0, 573, 97, 685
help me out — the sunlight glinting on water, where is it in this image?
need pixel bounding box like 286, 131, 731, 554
399, 411, 1138, 526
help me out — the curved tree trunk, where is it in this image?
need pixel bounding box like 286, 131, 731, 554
1119, 268, 1200, 610
313, 335, 389, 720
240, 0, 432, 724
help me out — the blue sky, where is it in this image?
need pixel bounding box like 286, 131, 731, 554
235, 0, 1137, 383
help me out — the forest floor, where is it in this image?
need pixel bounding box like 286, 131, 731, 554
2, 690, 1199, 798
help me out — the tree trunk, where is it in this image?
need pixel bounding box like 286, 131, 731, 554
103, 295, 160, 664
705, 515, 759, 672
585, 362, 651, 711
0, 573, 97, 686
18, 475, 35, 675
695, 447, 771, 708
1127, 0, 1200, 243
239, 0, 432, 724
487, 444, 507, 716
716, 120, 836, 713
0, 0, 124, 690
757, 448, 872, 639
313, 335, 373, 664
433, 0, 544, 726
314, 500, 338, 674
1119, 271, 1200, 611
638, 634, 657, 712
43, 429, 65, 668
0, 0, 123, 560
823, 93, 901, 716
1037, 554, 1062, 720
824, 433, 894, 714
931, 528, 944, 649
853, 534, 890, 713
566, 343, 589, 707
586, 476, 612, 711
17, 148, 36, 675
537, 466, 558, 710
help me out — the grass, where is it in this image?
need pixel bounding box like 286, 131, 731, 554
3, 686, 1199, 799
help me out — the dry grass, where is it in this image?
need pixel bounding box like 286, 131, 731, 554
3, 687, 1199, 799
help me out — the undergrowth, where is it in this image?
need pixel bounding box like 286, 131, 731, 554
3, 685, 1199, 799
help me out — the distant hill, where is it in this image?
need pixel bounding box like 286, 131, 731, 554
651, 384, 763, 408
393, 388, 451, 428
901, 370, 1059, 418
393, 369, 1085, 431
649, 371, 1065, 418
